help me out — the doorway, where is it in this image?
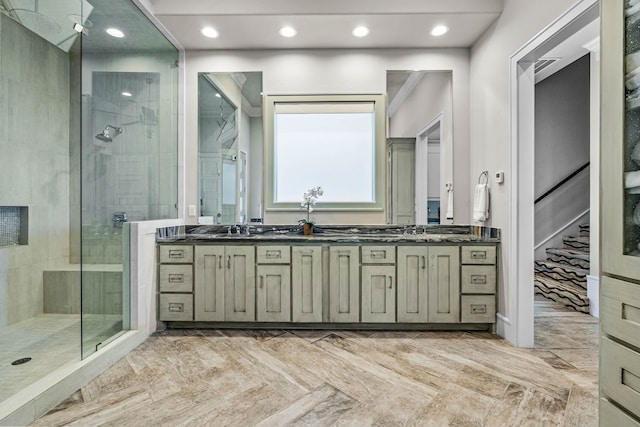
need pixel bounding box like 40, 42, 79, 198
416, 116, 442, 225
509, 0, 599, 347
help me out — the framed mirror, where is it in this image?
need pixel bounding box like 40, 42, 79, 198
198, 72, 262, 224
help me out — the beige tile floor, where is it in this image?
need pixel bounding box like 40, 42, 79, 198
33, 296, 598, 426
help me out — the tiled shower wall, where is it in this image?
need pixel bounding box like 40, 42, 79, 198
0, 15, 71, 327
69, 54, 179, 264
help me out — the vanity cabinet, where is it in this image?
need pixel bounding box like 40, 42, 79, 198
157, 238, 497, 330
158, 245, 194, 321
460, 246, 496, 323
397, 247, 429, 322
291, 246, 323, 322
387, 138, 416, 225
256, 246, 291, 322
361, 246, 396, 323
601, 1, 640, 424
329, 246, 360, 322
427, 246, 460, 323
194, 245, 255, 322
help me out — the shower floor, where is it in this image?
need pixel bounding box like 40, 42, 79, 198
0, 313, 122, 405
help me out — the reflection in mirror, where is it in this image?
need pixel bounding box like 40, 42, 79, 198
386, 70, 452, 225
198, 72, 262, 224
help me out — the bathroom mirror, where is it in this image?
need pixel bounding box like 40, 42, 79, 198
386, 70, 452, 225
198, 72, 262, 224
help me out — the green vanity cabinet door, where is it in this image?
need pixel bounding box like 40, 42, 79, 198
194, 246, 225, 321
224, 246, 256, 322
427, 246, 460, 323
361, 265, 396, 323
397, 246, 429, 322
329, 246, 360, 323
292, 246, 323, 322
257, 264, 291, 322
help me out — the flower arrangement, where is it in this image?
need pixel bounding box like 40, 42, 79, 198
298, 186, 324, 231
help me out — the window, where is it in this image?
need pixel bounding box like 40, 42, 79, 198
265, 94, 385, 211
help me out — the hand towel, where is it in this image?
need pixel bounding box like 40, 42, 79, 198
473, 183, 489, 222
445, 188, 454, 220
625, 170, 640, 189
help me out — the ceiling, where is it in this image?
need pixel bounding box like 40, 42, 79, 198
147, 0, 504, 50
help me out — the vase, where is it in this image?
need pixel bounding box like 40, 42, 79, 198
303, 223, 313, 235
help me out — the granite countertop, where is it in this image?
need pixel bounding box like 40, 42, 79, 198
156, 224, 500, 244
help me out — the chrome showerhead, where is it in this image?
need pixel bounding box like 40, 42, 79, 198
95, 125, 123, 142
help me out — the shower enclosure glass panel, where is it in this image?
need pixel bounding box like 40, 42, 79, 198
0, 0, 85, 408
79, 0, 179, 358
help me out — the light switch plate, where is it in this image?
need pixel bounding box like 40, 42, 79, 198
188, 205, 196, 216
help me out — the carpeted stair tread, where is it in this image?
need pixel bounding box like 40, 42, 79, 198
534, 260, 588, 278
545, 248, 590, 269
563, 235, 590, 252
579, 223, 590, 238
534, 274, 589, 314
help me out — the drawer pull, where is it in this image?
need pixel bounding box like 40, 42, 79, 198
266, 250, 281, 259
168, 250, 184, 259
471, 275, 487, 285
388, 276, 393, 289
168, 303, 184, 313
470, 304, 487, 314
471, 251, 487, 260
422, 256, 426, 270
300, 250, 315, 254
168, 274, 184, 283
622, 368, 640, 394
371, 250, 385, 259
227, 255, 231, 269
260, 275, 264, 289
622, 303, 640, 323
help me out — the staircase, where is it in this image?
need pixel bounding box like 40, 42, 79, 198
534, 224, 590, 313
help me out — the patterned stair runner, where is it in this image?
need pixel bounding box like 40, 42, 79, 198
534, 224, 590, 313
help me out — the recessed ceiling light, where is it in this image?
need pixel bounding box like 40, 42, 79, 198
121, 91, 132, 97
201, 27, 219, 38
106, 28, 124, 38
279, 26, 297, 38
215, 93, 221, 98
352, 26, 370, 37
430, 25, 449, 37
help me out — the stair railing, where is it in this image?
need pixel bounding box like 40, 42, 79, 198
534, 161, 590, 205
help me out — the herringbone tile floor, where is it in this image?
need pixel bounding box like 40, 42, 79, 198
33, 297, 598, 426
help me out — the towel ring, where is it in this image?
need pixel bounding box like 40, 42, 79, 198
478, 170, 489, 184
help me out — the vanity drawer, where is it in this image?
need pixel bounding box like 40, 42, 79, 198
257, 245, 291, 264
601, 276, 640, 349
159, 245, 193, 264
461, 265, 496, 294
601, 336, 640, 420
461, 246, 496, 265
159, 265, 193, 293
159, 294, 193, 321
461, 295, 496, 323
361, 246, 395, 264
600, 398, 640, 427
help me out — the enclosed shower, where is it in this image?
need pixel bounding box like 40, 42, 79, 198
0, 0, 179, 414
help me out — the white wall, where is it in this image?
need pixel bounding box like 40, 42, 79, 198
470, 0, 590, 343
185, 49, 471, 225
534, 54, 591, 249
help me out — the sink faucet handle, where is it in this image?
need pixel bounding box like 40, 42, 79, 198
227, 226, 232, 235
